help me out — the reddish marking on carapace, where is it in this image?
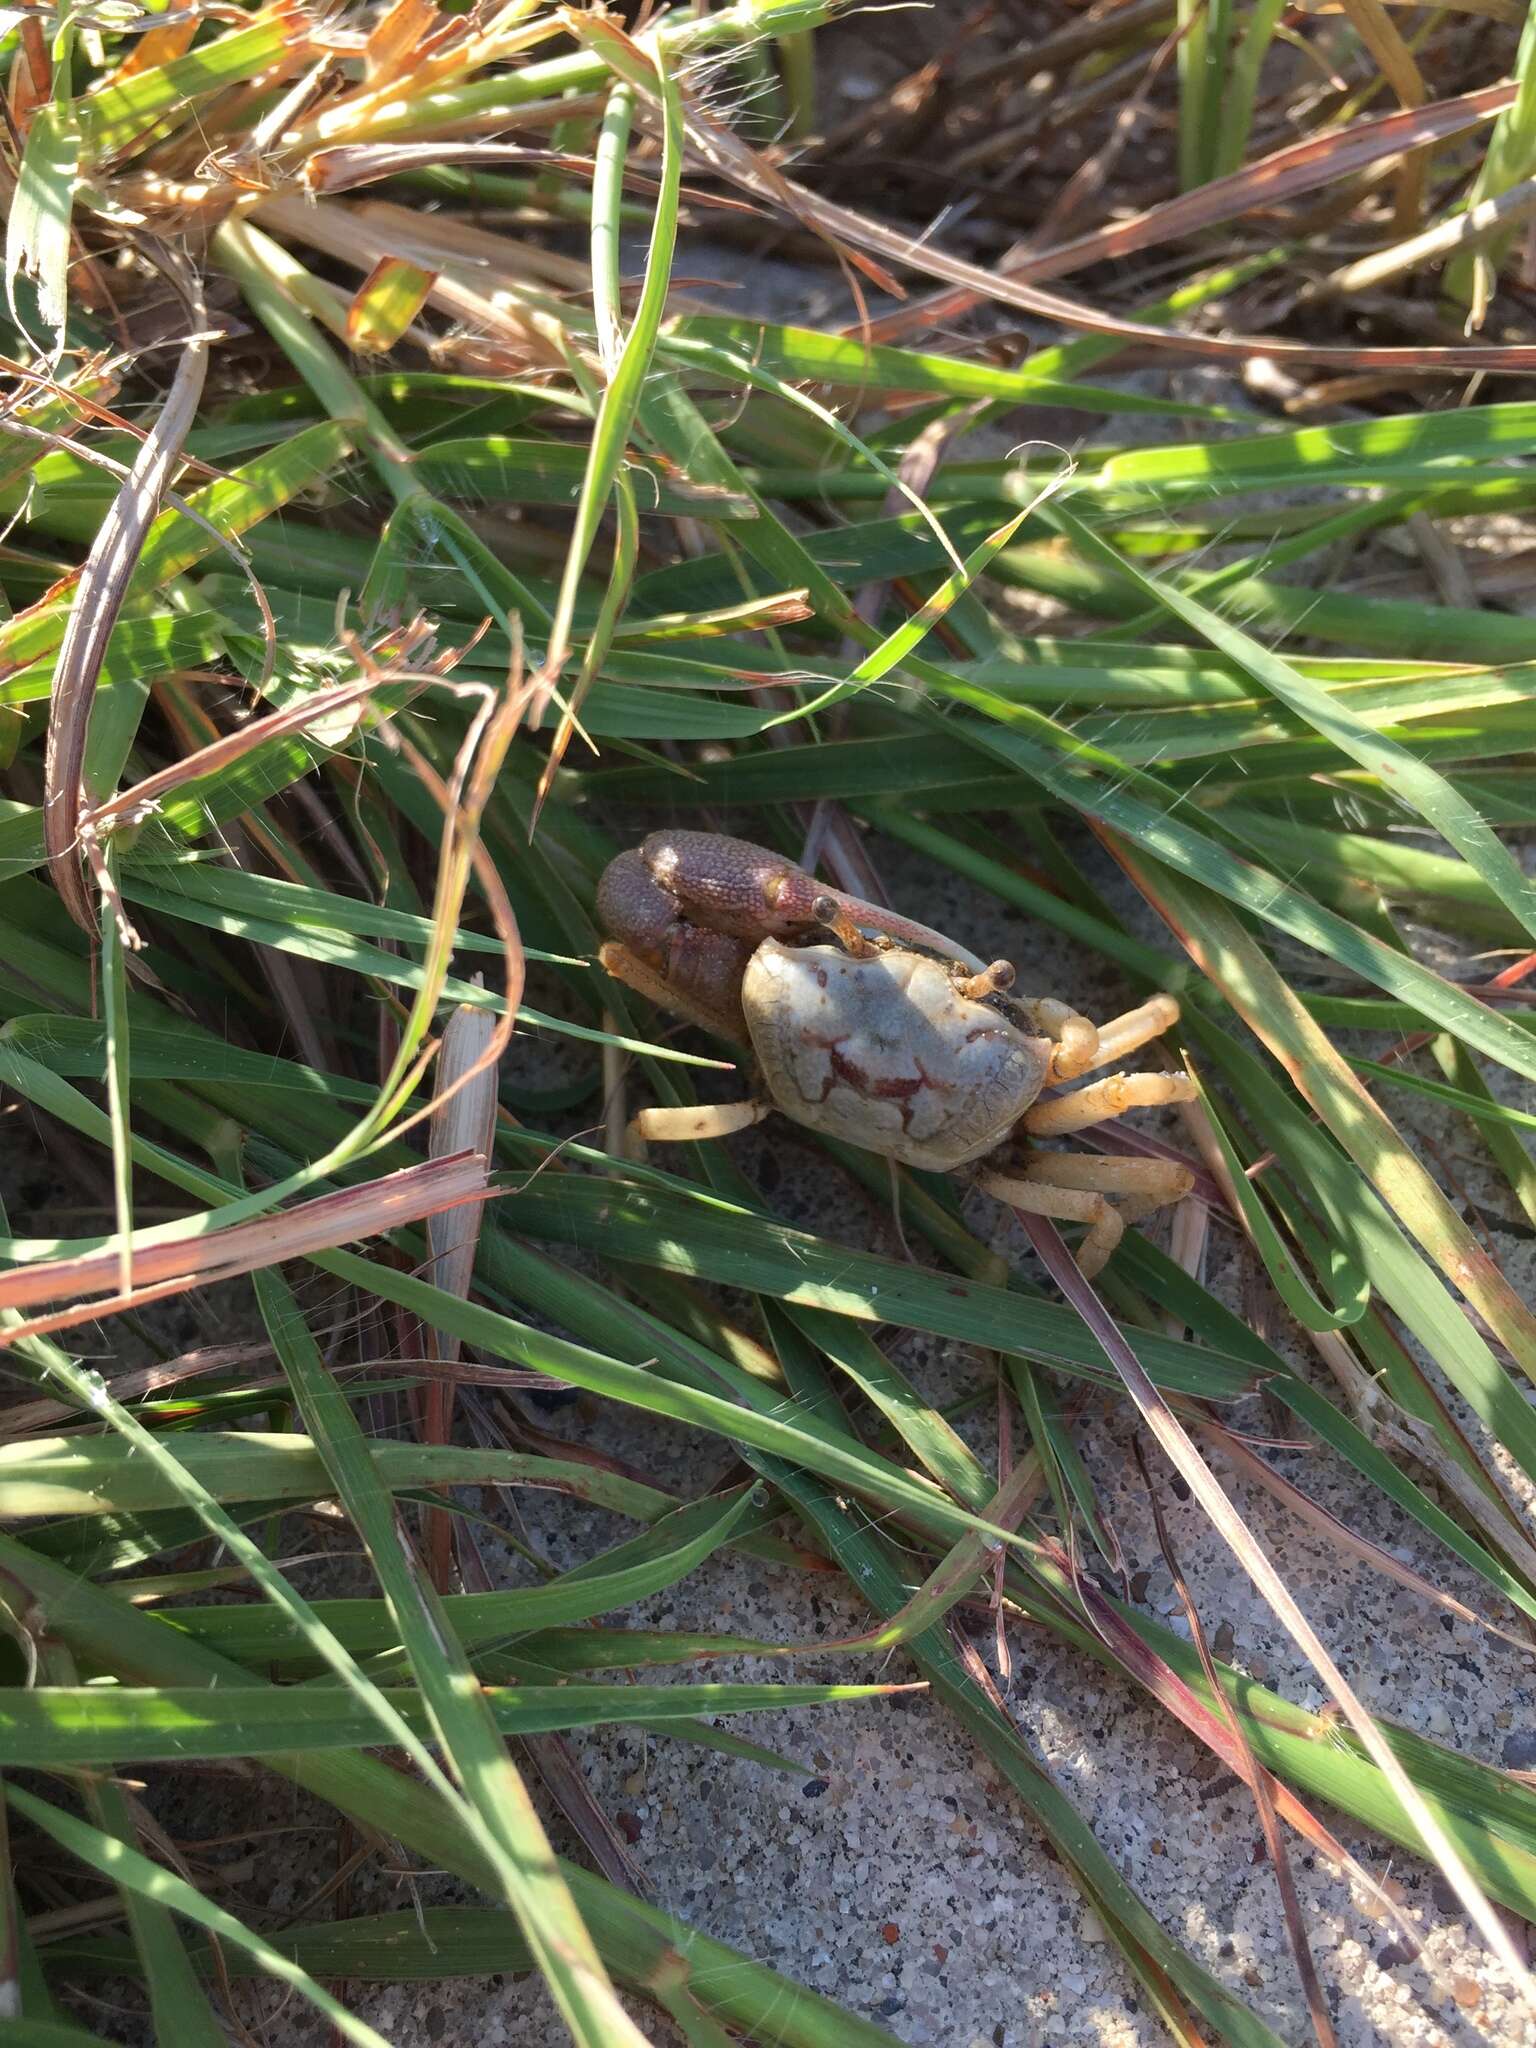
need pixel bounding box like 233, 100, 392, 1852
801, 1031, 950, 1132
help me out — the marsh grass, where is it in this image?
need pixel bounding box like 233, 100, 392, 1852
3, 3, 1536, 2042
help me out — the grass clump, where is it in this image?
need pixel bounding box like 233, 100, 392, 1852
3, 4, 1536, 2043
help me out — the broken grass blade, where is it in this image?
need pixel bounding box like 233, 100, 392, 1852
423, 997, 498, 1576
590, 77, 634, 375
5, 99, 80, 348
44, 255, 209, 929
426, 1002, 499, 1344
346, 255, 437, 354
0, 1149, 489, 1319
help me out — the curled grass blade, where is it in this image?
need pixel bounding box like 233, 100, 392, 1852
533, 16, 682, 703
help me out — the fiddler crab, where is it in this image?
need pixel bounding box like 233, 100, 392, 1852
597, 830, 1197, 1278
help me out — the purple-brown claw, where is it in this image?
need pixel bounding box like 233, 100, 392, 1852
641, 829, 827, 939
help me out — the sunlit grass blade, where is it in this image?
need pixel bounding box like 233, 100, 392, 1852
6, 100, 80, 347
251, 1264, 651, 2048
0, 1678, 899, 1766
1051, 503, 1536, 944
0, 1531, 907, 2048
533, 17, 682, 704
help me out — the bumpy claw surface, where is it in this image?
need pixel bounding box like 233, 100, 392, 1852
597, 848, 753, 1043
641, 830, 828, 939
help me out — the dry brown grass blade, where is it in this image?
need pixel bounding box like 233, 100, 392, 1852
0, 1150, 492, 1337
1199, 1422, 1533, 1647
422, 998, 499, 1586
112, 12, 201, 83
253, 189, 573, 368
840, 80, 1519, 346
1016, 1208, 1536, 2009
682, 100, 1536, 373
1056, 1544, 1422, 1949
371, 705, 526, 1153
2, 1343, 272, 1437
1336, 0, 1427, 229
86, 655, 423, 830
362, 0, 453, 89
1322, 167, 1536, 296
43, 248, 209, 931
1132, 1438, 1338, 2048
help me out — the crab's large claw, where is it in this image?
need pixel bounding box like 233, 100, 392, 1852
639, 830, 828, 940
596, 847, 753, 1044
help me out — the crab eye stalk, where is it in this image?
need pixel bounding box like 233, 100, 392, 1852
812, 893, 879, 959
954, 959, 1016, 1002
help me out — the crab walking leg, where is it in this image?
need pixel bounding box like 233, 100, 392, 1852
1013, 1151, 1196, 1213
629, 1100, 770, 1145
1022, 1069, 1196, 1137
1009, 995, 1099, 1080
976, 1172, 1124, 1278
1082, 993, 1182, 1072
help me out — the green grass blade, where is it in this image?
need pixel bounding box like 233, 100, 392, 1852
1052, 503, 1536, 944
250, 1264, 657, 2048
0, 1679, 894, 1766
0, 1530, 905, 2048
539, 20, 683, 687
6, 102, 79, 346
